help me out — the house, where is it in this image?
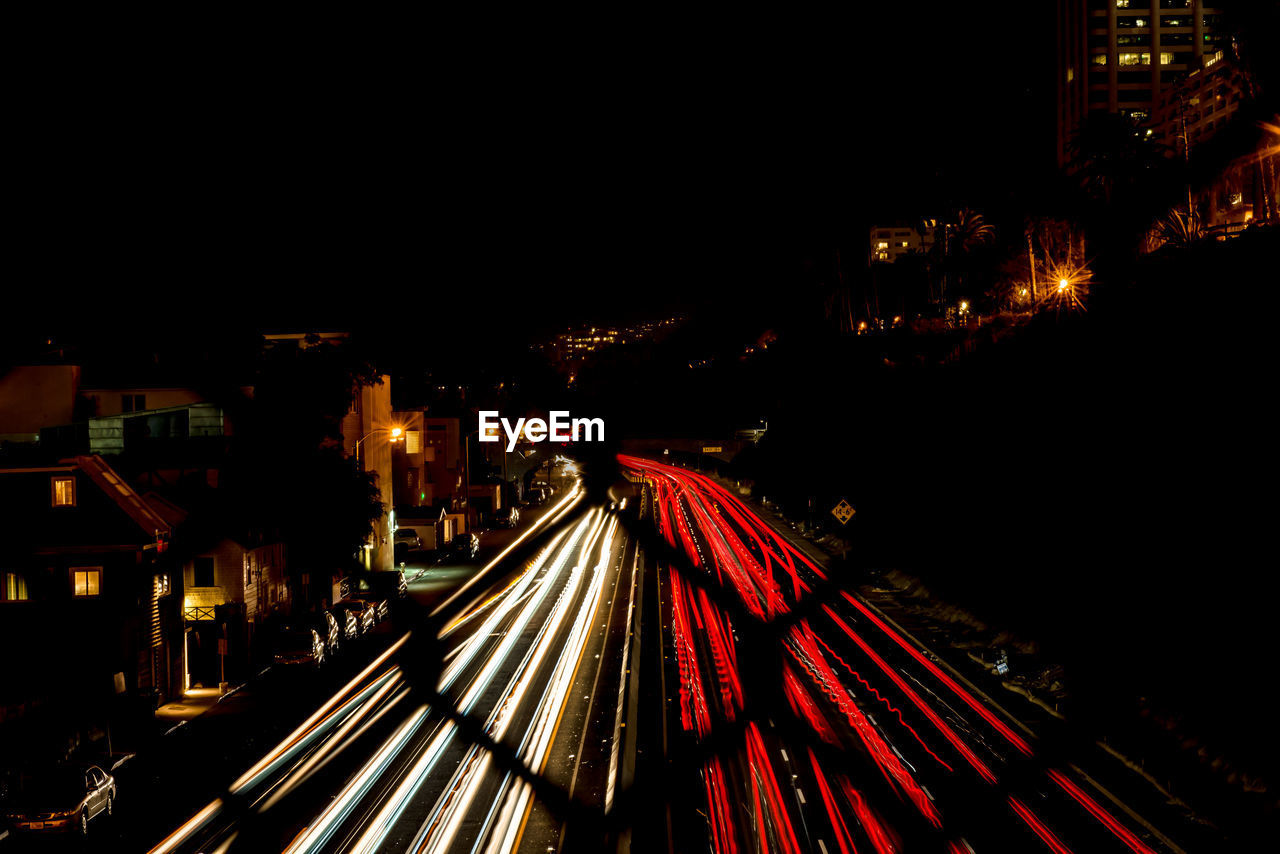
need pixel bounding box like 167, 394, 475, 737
139, 491, 293, 687
0, 365, 82, 445
391, 412, 464, 512
180, 536, 289, 688
0, 455, 182, 758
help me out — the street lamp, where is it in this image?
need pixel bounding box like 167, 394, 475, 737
1058, 278, 1070, 292
353, 426, 403, 468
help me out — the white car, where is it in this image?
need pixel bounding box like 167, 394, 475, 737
394, 528, 423, 550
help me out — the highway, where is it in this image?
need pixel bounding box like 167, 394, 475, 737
147, 481, 643, 854
623, 454, 1182, 854
141, 455, 1187, 853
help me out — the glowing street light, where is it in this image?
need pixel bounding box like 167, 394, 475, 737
353, 425, 405, 467
1058, 278, 1070, 292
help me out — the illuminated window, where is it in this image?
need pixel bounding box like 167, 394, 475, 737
1159, 52, 1174, 65
3, 572, 28, 602
405, 430, 421, 454
51, 476, 76, 507
1091, 54, 1108, 66
1067, 67, 1075, 83
1116, 0, 1130, 7
1118, 52, 1150, 66
72, 568, 102, 598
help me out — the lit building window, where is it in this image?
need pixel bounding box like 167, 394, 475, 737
72, 568, 102, 598
1091, 54, 1108, 66
1116, 0, 1130, 7
405, 430, 421, 454
1160, 52, 1174, 65
1118, 52, 1150, 66
51, 476, 76, 507
3, 572, 28, 602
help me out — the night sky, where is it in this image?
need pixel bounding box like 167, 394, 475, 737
10, 4, 1057, 351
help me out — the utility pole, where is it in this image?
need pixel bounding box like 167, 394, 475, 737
1179, 93, 1194, 223
460, 386, 471, 530
835, 249, 854, 333
1027, 230, 1039, 309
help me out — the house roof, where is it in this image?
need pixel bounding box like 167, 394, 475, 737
66, 455, 172, 538
142, 491, 189, 528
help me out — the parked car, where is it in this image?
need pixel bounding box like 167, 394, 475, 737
394, 527, 423, 550
366, 569, 408, 600
304, 611, 343, 655
494, 507, 520, 528
346, 591, 389, 623
333, 600, 377, 635
329, 607, 360, 643
440, 533, 480, 562
342, 570, 407, 602
3, 765, 116, 836
394, 527, 422, 563
273, 626, 326, 668
528, 487, 548, 506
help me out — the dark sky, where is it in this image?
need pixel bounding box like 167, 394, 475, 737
11, 5, 1057, 351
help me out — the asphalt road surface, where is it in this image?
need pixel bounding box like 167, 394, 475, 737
117, 456, 1204, 854
626, 455, 1188, 854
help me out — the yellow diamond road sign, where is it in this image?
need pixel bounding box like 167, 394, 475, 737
831, 500, 855, 525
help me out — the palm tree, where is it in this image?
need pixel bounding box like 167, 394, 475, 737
929, 209, 995, 305
946, 209, 995, 255
1147, 206, 1204, 252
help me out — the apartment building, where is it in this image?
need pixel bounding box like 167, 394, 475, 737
1057, 0, 1226, 167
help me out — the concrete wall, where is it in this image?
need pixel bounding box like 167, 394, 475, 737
82, 387, 206, 417
183, 539, 248, 608
344, 377, 394, 572
0, 365, 80, 442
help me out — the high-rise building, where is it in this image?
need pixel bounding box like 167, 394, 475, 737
1151, 48, 1253, 156
1056, 0, 1226, 168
